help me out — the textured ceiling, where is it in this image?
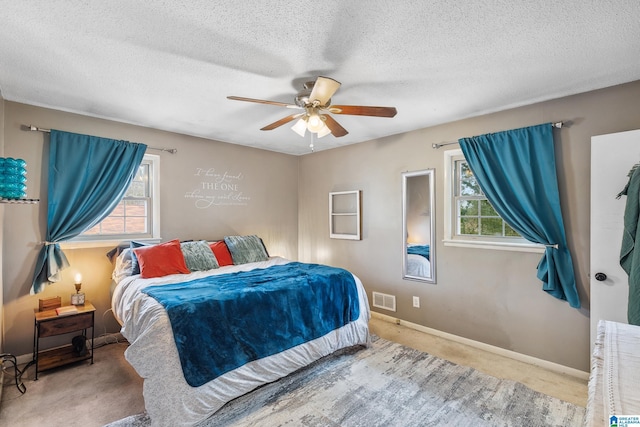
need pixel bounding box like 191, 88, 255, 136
1, 1, 639, 155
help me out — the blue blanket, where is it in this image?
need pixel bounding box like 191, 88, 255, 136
407, 244, 430, 260
142, 262, 360, 387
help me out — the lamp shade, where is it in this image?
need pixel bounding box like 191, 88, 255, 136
291, 118, 307, 137
317, 124, 331, 138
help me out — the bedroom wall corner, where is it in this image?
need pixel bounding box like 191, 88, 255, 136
1, 102, 299, 357
297, 80, 640, 372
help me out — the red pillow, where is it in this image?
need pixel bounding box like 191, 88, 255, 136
209, 241, 234, 266
133, 239, 190, 278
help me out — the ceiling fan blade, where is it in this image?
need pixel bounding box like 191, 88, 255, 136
260, 113, 303, 131
227, 96, 298, 108
309, 76, 341, 106
329, 105, 397, 117
322, 114, 349, 137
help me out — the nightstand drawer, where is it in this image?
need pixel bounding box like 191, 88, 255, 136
39, 312, 93, 337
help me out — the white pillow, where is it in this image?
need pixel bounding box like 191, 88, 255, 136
112, 248, 133, 284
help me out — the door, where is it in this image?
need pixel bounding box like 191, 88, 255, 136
590, 129, 640, 351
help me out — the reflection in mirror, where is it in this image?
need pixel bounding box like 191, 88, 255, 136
402, 169, 436, 283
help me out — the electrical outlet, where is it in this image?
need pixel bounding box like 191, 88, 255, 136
412, 296, 420, 308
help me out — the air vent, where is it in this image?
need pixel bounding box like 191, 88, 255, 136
372, 292, 396, 312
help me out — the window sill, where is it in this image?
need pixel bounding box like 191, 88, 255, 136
59, 238, 161, 250
443, 239, 545, 253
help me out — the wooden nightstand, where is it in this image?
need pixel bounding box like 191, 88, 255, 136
31, 302, 95, 380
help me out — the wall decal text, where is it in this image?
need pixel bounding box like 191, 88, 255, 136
184, 167, 251, 208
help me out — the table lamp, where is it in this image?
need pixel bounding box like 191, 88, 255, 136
71, 273, 85, 305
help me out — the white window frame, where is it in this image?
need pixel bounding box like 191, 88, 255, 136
61, 153, 161, 249
443, 149, 544, 253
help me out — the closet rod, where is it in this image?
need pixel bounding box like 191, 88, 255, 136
23, 125, 177, 154
431, 121, 565, 149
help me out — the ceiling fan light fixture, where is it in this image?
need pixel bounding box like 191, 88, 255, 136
306, 113, 325, 133
291, 118, 307, 137
317, 123, 331, 138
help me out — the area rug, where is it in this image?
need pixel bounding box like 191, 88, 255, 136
105, 336, 585, 427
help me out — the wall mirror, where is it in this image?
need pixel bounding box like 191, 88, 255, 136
402, 169, 436, 283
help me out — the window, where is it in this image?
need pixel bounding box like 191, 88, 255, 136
71, 154, 160, 245
444, 149, 543, 253
454, 159, 521, 238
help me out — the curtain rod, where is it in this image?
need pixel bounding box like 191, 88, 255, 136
23, 125, 177, 154
431, 121, 565, 149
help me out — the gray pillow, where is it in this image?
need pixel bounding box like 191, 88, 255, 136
180, 240, 219, 271
224, 235, 269, 265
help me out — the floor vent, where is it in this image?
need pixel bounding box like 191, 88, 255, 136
372, 292, 396, 312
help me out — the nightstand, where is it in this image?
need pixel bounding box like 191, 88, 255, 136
31, 302, 95, 380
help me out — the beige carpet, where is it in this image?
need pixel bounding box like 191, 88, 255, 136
0, 341, 144, 427
106, 336, 585, 427
0, 318, 587, 427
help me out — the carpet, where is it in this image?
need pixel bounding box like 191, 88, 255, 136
105, 336, 585, 427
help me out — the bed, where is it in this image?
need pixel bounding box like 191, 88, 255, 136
406, 244, 431, 277
110, 236, 370, 427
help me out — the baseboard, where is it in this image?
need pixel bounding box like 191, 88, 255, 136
13, 332, 126, 366
371, 311, 590, 380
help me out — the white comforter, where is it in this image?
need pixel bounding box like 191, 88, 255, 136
406, 253, 431, 277
112, 257, 371, 427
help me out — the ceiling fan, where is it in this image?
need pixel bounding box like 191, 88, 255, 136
227, 76, 397, 138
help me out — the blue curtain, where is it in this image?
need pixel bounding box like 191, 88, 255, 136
31, 130, 147, 294
458, 123, 580, 308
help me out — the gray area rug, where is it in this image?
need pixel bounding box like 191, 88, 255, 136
105, 336, 585, 427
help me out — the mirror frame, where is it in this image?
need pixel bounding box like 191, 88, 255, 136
402, 169, 436, 283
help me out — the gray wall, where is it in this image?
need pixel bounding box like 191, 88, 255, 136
298, 80, 640, 372
0, 94, 4, 351
3, 81, 640, 371
2, 102, 299, 356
